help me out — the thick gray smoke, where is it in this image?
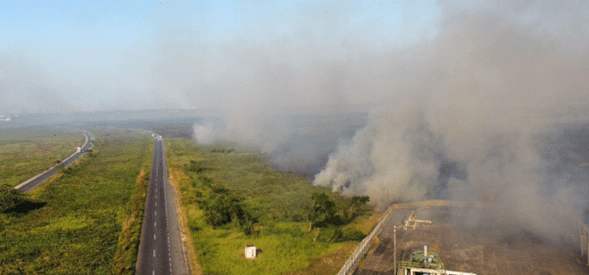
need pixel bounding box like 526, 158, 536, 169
182, 0, 589, 239
312, 1, 589, 238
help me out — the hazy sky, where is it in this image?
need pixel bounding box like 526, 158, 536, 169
0, 0, 443, 114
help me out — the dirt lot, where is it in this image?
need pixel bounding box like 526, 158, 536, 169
355, 208, 589, 275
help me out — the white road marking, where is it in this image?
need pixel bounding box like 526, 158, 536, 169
153, 250, 155, 257
153, 270, 155, 275
154, 221, 156, 226
155, 211, 157, 216
154, 234, 156, 240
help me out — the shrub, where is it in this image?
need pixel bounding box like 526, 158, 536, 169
0, 184, 26, 212
202, 183, 254, 230
291, 213, 303, 222
341, 226, 366, 241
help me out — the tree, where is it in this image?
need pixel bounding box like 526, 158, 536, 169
202, 183, 254, 230
342, 195, 370, 223
0, 184, 26, 212
306, 193, 336, 232
350, 195, 370, 220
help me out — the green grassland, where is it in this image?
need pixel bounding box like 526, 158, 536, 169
0, 128, 83, 187
166, 138, 377, 275
0, 130, 153, 274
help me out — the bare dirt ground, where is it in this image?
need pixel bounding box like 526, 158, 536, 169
355, 208, 589, 275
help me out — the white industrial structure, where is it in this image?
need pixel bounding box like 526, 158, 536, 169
397, 246, 477, 275
245, 245, 257, 259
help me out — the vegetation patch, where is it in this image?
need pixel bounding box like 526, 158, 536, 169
285, 242, 358, 275
169, 166, 204, 274
166, 137, 377, 274
33, 215, 92, 232
111, 168, 151, 274
0, 130, 153, 274
0, 184, 28, 212
0, 128, 82, 187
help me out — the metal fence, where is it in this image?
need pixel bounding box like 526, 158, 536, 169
337, 204, 395, 275
562, 207, 589, 265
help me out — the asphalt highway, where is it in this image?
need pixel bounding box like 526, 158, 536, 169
137, 136, 189, 275
16, 131, 94, 193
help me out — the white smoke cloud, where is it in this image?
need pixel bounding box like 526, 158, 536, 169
314, 0, 589, 237
193, 123, 217, 145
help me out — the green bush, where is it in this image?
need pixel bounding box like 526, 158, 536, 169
341, 226, 366, 241
201, 182, 256, 231
0, 184, 26, 212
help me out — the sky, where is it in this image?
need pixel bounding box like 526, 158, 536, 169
0, 0, 442, 114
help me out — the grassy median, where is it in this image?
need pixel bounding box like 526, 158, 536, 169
0, 130, 153, 274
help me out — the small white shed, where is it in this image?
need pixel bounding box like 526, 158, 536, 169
245, 244, 257, 259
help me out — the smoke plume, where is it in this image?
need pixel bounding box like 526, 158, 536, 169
173, 0, 589, 239
312, 0, 589, 238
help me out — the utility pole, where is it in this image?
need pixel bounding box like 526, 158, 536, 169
394, 225, 397, 275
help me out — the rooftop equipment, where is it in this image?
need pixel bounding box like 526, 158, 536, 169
397, 246, 477, 275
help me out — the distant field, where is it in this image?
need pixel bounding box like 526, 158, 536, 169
0, 130, 153, 274
0, 128, 83, 187
166, 138, 379, 275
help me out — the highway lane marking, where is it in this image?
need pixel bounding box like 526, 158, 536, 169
164, 176, 175, 272
155, 202, 157, 206
154, 234, 156, 240
154, 221, 156, 226
153, 250, 156, 257
155, 211, 157, 216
